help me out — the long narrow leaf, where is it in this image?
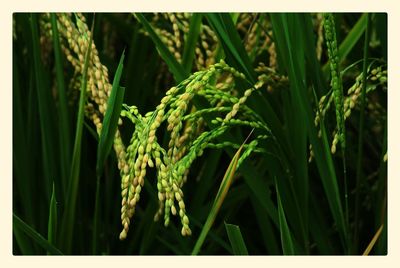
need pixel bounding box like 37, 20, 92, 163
362, 224, 384, 255
47, 183, 58, 248
182, 13, 203, 73
276, 179, 295, 255
13, 227, 35, 254
354, 13, 372, 253
268, 14, 310, 253
51, 13, 71, 194
93, 51, 126, 254
225, 223, 249, 255
191, 136, 246, 255
61, 16, 94, 253
30, 13, 55, 200
205, 13, 255, 83
189, 216, 233, 254
96, 51, 126, 175
13, 214, 63, 255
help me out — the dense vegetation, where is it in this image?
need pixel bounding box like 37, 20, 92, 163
13, 13, 387, 255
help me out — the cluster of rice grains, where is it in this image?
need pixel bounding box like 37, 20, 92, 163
119, 60, 271, 239
310, 13, 387, 160
40, 13, 129, 176
323, 13, 346, 152
39, 13, 273, 241
236, 14, 272, 62
313, 65, 387, 156
142, 13, 275, 71
143, 13, 219, 70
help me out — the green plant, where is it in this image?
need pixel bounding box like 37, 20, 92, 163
13, 12, 387, 255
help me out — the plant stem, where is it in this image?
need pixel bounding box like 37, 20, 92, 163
354, 13, 371, 254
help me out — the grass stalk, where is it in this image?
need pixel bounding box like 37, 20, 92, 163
51, 13, 71, 195
61, 16, 94, 254
30, 13, 55, 201
95, 53, 126, 175
93, 50, 126, 254
276, 177, 296, 255
182, 13, 203, 73
354, 13, 371, 254
362, 224, 384, 255
47, 183, 58, 252
191, 134, 248, 255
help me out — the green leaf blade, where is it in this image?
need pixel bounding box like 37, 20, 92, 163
30, 13, 56, 201
182, 13, 203, 73
61, 16, 95, 254
13, 214, 63, 255
96, 50, 126, 175
47, 183, 58, 248
191, 140, 244, 255
276, 180, 295, 255
205, 13, 255, 83
225, 223, 249, 255
51, 13, 71, 194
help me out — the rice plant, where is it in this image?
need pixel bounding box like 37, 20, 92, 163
13, 12, 387, 255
